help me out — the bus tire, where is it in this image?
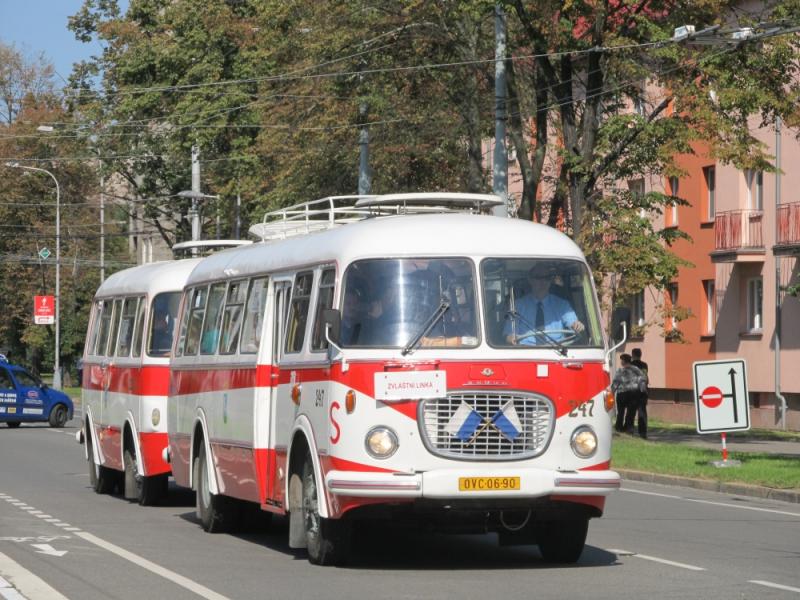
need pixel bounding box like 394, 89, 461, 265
124, 448, 164, 506
48, 404, 68, 427
301, 454, 351, 566
538, 518, 588, 564
6, 422, 21, 429
194, 443, 236, 533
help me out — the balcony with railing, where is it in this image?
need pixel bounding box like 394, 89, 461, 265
711, 209, 765, 262
775, 201, 800, 255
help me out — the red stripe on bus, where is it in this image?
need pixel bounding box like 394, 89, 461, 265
170, 365, 275, 395
83, 364, 170, 396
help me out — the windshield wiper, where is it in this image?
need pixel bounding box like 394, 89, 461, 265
402, 300, 450, 356
505, 310, 568, 356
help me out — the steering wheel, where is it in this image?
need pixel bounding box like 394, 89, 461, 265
515, 328, 578, 346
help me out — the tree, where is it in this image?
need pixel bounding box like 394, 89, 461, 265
0, 43, 104, 378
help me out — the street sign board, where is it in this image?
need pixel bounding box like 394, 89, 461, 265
38, 247, 51, 260
693, 359, 750, 434
34, 295, 55, 325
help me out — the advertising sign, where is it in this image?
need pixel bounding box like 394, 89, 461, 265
34, 295, 55, 325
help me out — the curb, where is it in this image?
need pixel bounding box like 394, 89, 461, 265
616, 469, 800, 505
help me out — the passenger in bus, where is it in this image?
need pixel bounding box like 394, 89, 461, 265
150, 315, 173, 356
340, 283, 367, 345
505, 263, 585, 345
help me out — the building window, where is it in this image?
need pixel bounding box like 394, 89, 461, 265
667, 176, 679, 227
632, 291, 645, 327
745, 169, 763, 211
703, 166, 715, 221
703, 280, 715, 335
747, 277, 763, 332
667, 283, 679, 331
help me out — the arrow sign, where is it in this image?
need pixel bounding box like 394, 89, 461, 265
693, 359, 750, 434
31, 543, 68, 557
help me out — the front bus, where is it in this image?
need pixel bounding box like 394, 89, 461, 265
285, 213, 620, 565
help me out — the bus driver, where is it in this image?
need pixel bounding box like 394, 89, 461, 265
505, 263, 585, 345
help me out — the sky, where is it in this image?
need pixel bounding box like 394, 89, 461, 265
0, 0, 127, 84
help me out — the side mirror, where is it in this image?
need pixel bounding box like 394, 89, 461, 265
322, 309, 341, 345
611, 306, 631, 343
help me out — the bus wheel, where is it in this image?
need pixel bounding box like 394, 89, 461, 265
48, 404, 68, 427
538, 518, 588, 564
6, 422, 21, 429
301, 454, 351, 566
124, 448, 163, 506
194, 443, 236, 533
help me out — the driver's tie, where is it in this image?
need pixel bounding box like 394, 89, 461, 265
535, 302, 545, 329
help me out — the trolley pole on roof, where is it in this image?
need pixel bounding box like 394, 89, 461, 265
492, 5, 509, 217
190, 144, 201, 244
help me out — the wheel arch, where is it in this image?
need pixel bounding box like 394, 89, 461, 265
122, 412, 145, 477
286, 415, 329, 519
83, 407, 103, 465
189, 409, 219, 495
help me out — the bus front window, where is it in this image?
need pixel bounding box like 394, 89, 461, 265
481, 258, 603, 349
340, 258, 479, 349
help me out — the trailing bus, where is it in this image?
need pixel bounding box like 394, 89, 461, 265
166, 193, 620, 565
80, 258, 203, 504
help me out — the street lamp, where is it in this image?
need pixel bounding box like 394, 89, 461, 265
4, 162, 62, 389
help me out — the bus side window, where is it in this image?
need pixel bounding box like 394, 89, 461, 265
240, 277, 268, 354
94, 300, 113, 356
200, 283, 227, 355
149, 292, 181, 357
86, 300, 103, 357
184, 286, 209, 356
116, 297, 139, 357
285, 272, 314, 354
311, 268, 335, 351
174, 291, 191, 358
131, 295, 146, 358
108, 299, 123, 357
219, 280, 247, 355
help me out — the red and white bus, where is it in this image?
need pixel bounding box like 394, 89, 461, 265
167, 193, 620, 564
80, 258, 202, 504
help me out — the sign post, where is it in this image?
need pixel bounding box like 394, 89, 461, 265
33, 295, 55, 325
693, 359, 750, 467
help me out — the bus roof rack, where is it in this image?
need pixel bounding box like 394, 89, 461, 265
248, 193, 503, 242
172, 239, 252, 257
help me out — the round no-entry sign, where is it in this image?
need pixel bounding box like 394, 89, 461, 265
700, 386, 723, 408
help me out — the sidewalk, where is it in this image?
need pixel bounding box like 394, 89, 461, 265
616, 429, 800, 504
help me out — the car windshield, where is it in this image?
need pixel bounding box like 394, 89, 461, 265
340, 258, 479, 349
14, 370, 41, 388
481, 258, 603, 349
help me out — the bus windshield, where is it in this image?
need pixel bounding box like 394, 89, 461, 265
481, 258, 603, 349
340, 258, 479, 349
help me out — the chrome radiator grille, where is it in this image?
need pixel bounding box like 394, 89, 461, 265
419, 391, 554, 460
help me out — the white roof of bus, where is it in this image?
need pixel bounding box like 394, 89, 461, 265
94, 258, 203, 298
187, 214, 585, 285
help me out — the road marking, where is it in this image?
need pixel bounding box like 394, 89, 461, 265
749, 580, 800, 594
30, 545, 66, 558
0, 552, 68, 600
75, 532, 231, 600
607, 549, 705, 571
33, 516, 51, 520
622, 487, 800, 518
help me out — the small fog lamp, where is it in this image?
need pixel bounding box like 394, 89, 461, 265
570, 426, 598, 458
365, 427, 398, 459
151, 408, 161, 427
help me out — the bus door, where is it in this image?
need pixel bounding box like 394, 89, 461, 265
269, 279, 291, 504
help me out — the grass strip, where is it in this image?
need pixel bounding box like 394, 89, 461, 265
612, 434, 800, 490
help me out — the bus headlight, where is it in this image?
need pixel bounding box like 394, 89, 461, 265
570, 426, 597, 458
365, 427, 398, 459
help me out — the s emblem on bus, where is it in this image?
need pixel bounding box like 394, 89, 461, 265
329, 401, 341, 444
481, 368, 494, 377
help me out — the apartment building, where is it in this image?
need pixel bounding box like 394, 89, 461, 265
621, 121, 800, 431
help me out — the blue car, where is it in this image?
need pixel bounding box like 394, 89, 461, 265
0, 356, 73, 428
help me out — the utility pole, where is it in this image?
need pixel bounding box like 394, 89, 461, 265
774, 116, 787, 429
190, 145, 201, 244
492, 5, 508, 217
100, 176, 105, 283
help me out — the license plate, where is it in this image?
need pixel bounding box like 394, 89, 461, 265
458, 476, 520, 492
